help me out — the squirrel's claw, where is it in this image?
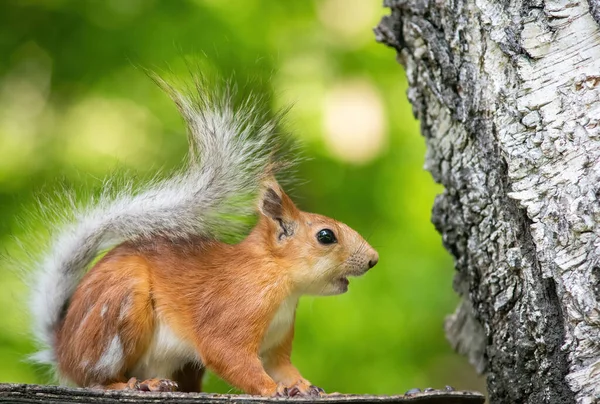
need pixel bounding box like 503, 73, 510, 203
125, 377, 140, 390
274, 383, 289, 397
308, 385, 325, 396
274, 382, 326, 398
126, 377, 178, 392
287, 386, 301, 397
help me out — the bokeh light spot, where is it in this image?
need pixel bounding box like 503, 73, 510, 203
317, 0, 380, 47
61, 97, 160, 170
322, 80, 387, 164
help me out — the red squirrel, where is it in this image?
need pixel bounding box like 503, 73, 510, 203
27, 75, 379, 397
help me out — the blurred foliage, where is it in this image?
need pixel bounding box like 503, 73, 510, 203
0, 0, 485, 396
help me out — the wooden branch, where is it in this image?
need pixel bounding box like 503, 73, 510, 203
0, 384, 484, 404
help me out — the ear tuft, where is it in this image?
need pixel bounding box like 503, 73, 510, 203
258, 181, 298, 240
261, 187, 283, 220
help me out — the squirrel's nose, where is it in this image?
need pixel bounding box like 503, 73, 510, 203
368, 255, 379, 269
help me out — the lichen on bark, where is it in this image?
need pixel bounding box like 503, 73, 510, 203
376, 0, 600, 403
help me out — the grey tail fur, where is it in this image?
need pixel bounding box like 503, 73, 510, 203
27, 74, 292, 365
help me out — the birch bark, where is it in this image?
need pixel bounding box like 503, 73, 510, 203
376, 1, 600, 403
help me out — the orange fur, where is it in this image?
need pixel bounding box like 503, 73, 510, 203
53, 181, 378, 396
263, 326, 311, 391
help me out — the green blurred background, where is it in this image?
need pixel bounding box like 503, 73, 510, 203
0, 0, 485, 396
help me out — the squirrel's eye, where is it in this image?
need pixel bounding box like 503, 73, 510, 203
316, 229, 337, 245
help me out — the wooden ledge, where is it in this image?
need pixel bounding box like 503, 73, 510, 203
0, 384, 484, 404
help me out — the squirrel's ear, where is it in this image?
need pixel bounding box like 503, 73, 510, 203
258, 179, 299, 240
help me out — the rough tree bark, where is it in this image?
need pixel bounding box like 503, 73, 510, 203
0, 384, 484, 404
376, 0, 600, 403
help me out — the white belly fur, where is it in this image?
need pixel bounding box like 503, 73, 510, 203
132, 319, 199, 380
260, 295, 299, 355
132, 297, 298, 379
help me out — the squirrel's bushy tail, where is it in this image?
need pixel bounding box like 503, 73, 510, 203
28, 75, 290, 365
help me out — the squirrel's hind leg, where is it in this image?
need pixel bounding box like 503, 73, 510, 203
55, 254, 156, 388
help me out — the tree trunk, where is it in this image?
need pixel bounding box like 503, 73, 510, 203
375, 1, 600, 403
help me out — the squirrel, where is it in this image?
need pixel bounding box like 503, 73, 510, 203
26, 74, 379, 397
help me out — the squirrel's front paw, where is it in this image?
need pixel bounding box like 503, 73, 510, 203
274, 381, 325, 397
